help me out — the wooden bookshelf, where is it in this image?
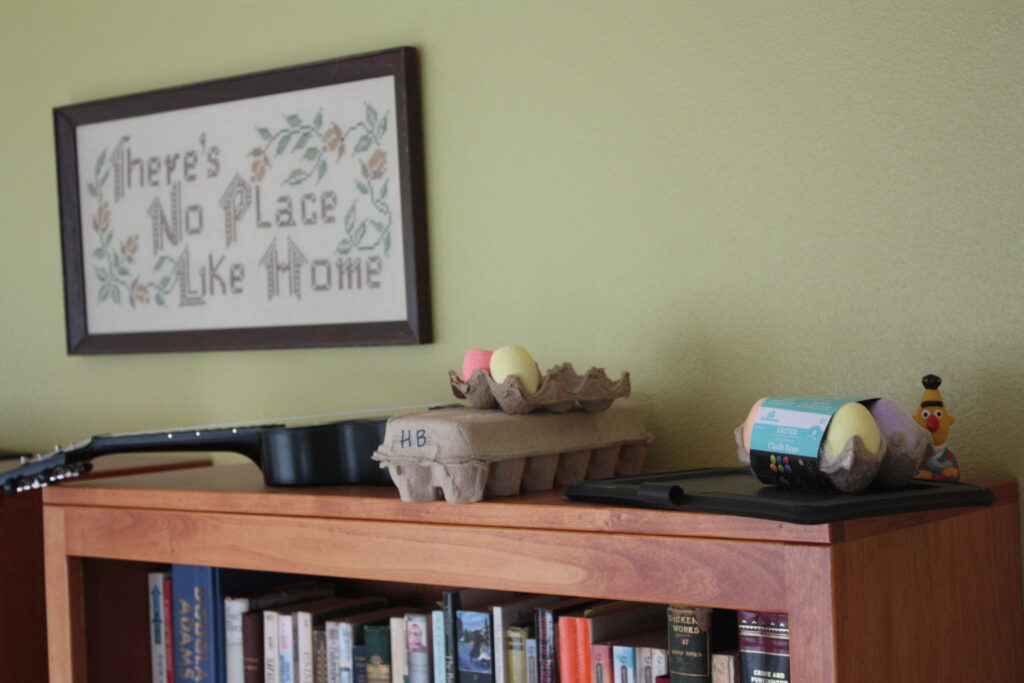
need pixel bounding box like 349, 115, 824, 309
41, 463, 1023, 682
0, 454, 211, 683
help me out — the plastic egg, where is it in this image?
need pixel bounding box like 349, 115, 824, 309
461, 349, 493, 382
825, 402, 882, 458
490, 345, 541, 393
869, 398, 927, 450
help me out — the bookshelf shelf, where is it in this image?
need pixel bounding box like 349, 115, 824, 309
42, 464, 1023, 682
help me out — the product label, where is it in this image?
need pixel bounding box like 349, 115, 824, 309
748, 397, 864, 489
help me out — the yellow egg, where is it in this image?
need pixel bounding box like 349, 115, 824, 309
489, 345, 541, 393
825, 402, 882, 456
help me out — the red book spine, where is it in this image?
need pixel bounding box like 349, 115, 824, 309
557, 618, 578, 683
576, 619, 592, 683
591, 646, 612, 683
243, 610, 265, 683
163, 576, 174, 682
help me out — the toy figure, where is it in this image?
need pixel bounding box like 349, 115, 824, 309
913, 374, 960, 481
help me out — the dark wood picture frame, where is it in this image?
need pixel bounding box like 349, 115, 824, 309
54, 47, 431, 353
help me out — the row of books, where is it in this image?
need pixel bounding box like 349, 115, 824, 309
147, 566, 790, 683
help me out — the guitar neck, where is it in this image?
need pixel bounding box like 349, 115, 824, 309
81, 425, 272, 463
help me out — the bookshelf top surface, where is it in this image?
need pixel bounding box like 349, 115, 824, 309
41, 462, 1015, 545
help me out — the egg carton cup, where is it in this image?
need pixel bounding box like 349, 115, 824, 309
373, 402, 651, 503
449, 362, 631, 415
875, 432, 932, 489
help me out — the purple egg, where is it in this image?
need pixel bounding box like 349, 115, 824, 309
869, 398, 928, 449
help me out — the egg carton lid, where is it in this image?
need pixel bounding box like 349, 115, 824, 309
373, 401, 651, 465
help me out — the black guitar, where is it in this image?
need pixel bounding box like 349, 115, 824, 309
0, 416, 392, 496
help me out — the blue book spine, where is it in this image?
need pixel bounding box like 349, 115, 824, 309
354, 645, 369, 683
172, 564, 218, 683
432, 610, 447, 683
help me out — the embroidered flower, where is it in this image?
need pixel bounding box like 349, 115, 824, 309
129, 278, 149, 307
120, 235, 139, 264
324, 123, 345, 161
362, 149, 387, 180
93, 202, 110, 234
249, 148, 271, 182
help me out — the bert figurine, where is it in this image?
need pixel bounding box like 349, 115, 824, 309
913, 374, 960, 481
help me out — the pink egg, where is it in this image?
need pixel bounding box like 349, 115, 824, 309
461, 349, 493, 382
741, 398, 767, 453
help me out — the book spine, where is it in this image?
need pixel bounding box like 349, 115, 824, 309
339, 623, 355, 683
431, 610, 447, 683
326, 622, 341, 683
225, 597, 252, 683
299, 612, 315, 683
505, 626, 528, 683
280, 614, 296, 683
265, 611, 281, 683
590, 646, 611, 683
668, 606, 713, 683
365, 624, 392, 683
442, 593, 461, 683
574, 619, 590, 683
710, 651, 737, 683
557, 618, 578, 683
172, 564, 215, 683
242, 611, 264, 683
148, 571, 169, 683
534, 609, 555, 683
407, 613, 432, 683
611, 647, 634, 683
525, 639, 538, 683
353, 645, 369, 683
737, 612, 789, 683
634, 649, 652, 683
456, 609, 494, 683
164, 576, 175, 683
648, 649, 667, 680
391, 616, 408, 683
314, 629, 329, 683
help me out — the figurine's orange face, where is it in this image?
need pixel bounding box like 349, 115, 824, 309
914, 403, 955, 447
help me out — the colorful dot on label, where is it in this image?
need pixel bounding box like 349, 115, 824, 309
770, 455, 777, 464
783, 456, 789, 465
785, 465, 792, 473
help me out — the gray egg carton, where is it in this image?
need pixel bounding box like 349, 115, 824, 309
373, 402, 651, 503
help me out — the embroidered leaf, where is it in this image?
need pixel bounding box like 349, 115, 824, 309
294, 132, 311, 151
345, 203, 356, 231
99, 171, 109, 187
380, 179, 389, 199
303, 147, 319, 161
95, 150, 107, 178
316, 159, 327, 182
353, 220, 366, 245
313, 111, 323, 129
355, 134, 373, 153
336, 239, 352, 255
371, 220, 385, 232
99, 284, 109, 302
277, 134, 293, 155
365, 104, 378, 131
284, 169, 306, 185
88, 184, 97, 198
156, 293, 165, 306
376, 113, 388, 139
258, 127, 272, 141
110, 286, 121, 304
384, 232, 391, 255
286, 114, 302, 127
356, 181, 369, 195
96, 268, 107, 282
93, 247, 104, 259
118, 267, 129, 277
160, 276, 170, 288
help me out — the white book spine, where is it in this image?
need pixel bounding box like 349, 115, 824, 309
265, 611, 280, 683
338, 622, 354, 683
298, 612, 315, 683
280, 614, 296, 683
326, 621, 341, 683
225, 597, 252, 683
431, 610, 446, 683
391, 616, 407, 683
147, 571, 168, 683
525, 639, 538, 683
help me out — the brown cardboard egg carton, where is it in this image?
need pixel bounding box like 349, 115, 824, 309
372, 402, 651, 503
449, 362, 631, 414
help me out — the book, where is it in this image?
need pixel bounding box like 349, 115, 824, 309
267, 611, 282, 683
391, 616, 408, 683
164, 574, 175, 683
296, 596, 389, 683
407, 613, 432, 683
148, 570, 170, 683
354, 645, 369, 683
365, 622, 392, 683
710, 651, 737, 683
333, 606, 415, 683
557, 617, 579, 683
281, 612, 298, 683
667, 606, 712, 683
534, 598, 596, 683
572, 602, 666, 683
525, 639, 538, 683
443, 589, 514, 683
605, 632, 665, 683
611, 645, 634, 683
456, 609, 494, 683
242, 611, 265, 683
737, 612, 789, 683
591, 646, 612, 683
172, 564, 300, 683
226, 579, 336, 683
315, 629, 329, 683
505, 626, 529, 683
431, 610, 447, 683
492, 596, 559, 683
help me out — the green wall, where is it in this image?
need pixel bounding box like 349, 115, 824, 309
1, 2, 1021, 537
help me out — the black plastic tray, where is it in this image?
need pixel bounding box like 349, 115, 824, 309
564, 467, 997, 524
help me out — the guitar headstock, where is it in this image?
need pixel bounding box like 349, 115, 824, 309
0, 442, 94, 496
